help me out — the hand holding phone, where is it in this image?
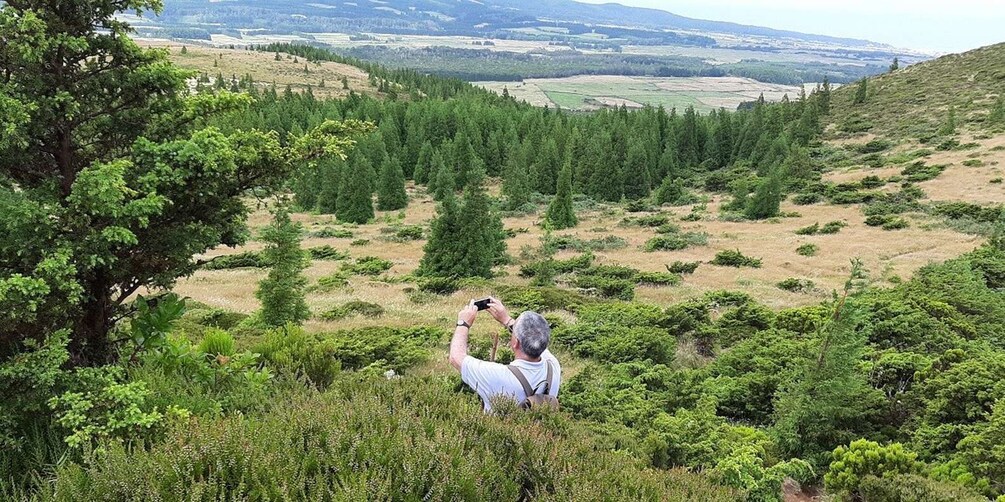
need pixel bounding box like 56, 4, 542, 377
474, 298, 493, 311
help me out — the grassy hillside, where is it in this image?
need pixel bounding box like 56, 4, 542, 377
827, 42, 1005, 140
157, 42, 382, 99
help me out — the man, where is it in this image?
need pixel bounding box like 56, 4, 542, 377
448, 297, 561, 412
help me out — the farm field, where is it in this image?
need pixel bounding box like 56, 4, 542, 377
476, 75, 803, 111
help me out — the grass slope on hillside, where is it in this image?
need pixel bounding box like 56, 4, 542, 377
828, 42, 1005, 140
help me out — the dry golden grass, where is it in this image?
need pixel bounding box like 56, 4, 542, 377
143, 41, 381, 100
174, 169, 986, 332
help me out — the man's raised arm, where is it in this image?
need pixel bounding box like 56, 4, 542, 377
449, 301, 478, 371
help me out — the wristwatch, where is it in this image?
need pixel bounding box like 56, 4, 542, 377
456, 320, 471, 328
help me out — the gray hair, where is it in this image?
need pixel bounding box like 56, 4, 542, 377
513, 311, 550, 359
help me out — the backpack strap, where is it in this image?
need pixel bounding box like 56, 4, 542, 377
508, 362, 555, 397
507, 365, 536, 398
542, 361, 553, 395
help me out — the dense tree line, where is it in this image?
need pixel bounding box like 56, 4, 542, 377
210, 45, 829, 231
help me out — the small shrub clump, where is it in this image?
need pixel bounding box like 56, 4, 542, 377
796, 244, 819, 257
710, 250, 762, 268
666, 261, 701, 275
777, 278, 816, 293
341, 256, 393, 276
319, 301, 385, 321
644, 232, 709, 252
819, 221, 848, 234
311, 227, 354, 239
202, 251, 268, 270
307, 245, 349, 261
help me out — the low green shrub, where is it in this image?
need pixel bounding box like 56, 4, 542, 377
550, 234, 628, 251
795, 223, 820, 235
350, 239, 369, 246
824, 440, 923, 500
667, 261, 701, 274
882, 218, 909, 230
901, 161, 946, 182
796, 244, 818, 257
573, 275, 636, 301
253, 325, 343, 387
635, 272, 682, 286
197, 329, 235, 357
202, 251, 268, 270
319, 301, 385, 321
341, 256, 393, 276
311, 227, 354, 239
496, 285, 595, 312
859, 175, 886, 188
710, 250, 762, 268
777, 278, 815, 293
49, 378, 737, 501
858, 474, 988, 502
380, 224, 424, 242
307, 245, 349, 261
416, 276, 460, 295
819, 221, 848, 234
630, 213, 671, 228
553, 252, 595, 273
865, 214, 890, 227
311, 272, 350, 292
644, 232, 708, 252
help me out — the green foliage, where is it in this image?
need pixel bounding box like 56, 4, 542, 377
376, 156, 408, 211
796, 243, 818, 257
544, 158, 578, 229
420, 172, 506, 279
202, 251, 269, 270
50, 377, 737, 501
341, 256, 394, 276
337, 154, 376, 224
745, 171, 784, 220
644, 232, 709, 252
777, 278, 816, 293
710, 250, 763, 268
573, 275, 636, 301
990, 96, 1005, 126
653, 177, 698, 206
48, 368, 190, 450
307, 245, 349, 261
955, 398, 1005, 495
795, 223, 820, 235
319, 300, 385, 321
853, 78, 868, 105
256, 209, 311, 327
416, 275, 460, 295
820, 221, 848, 234
858, 474, 989, 502
667, 261, 701, 274
252, 325, 342, 387
823, 440, 923, 498
901, 161, 946, 182
310, 226, 354, 239
311, 272, 350, 293
196, 329, 236, 357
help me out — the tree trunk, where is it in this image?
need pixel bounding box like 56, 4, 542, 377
71, 276, 112, 366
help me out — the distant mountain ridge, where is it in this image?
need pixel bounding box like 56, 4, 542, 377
156, 0, 898, 50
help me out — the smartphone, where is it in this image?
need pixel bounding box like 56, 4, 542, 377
474, 298, 493, 311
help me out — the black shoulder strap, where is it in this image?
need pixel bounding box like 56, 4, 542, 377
507, 365, 536, 397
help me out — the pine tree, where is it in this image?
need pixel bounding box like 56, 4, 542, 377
431, 154, 455, 202
457, 169, 507, 277
275, 52, 282, 61
501, 154, 531, 210
532, 138, 561, 195
256, 208, 310, 327
336, 155, 375, 224
316, 159, 341, 214
889, 57, 899, 72
939, 105, 958, 136
341, 76, 349, 90
853, 78, 868, 105
744, 169, 784, 220
377, 156, 408, 211
622, 141, 652, 200
653, 177, 691, 206
545, 157, 577, 229
818, 77, 832, 115
418, 192, 463, 277
413, 141, 435, 185
180, 46, 187, 55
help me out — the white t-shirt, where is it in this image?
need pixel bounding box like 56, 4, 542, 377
461, 349, 562, 412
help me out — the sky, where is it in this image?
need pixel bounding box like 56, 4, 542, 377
577, 0, 1005, 53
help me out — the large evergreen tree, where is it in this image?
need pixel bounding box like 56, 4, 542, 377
418, 192, 463, 277
256, 208, 310, 327
0, 0, 363, 364
413, 141, 435, 185
623, 142, 652, 200
336, 155, 375, 224
377, 156, 408, 211
420, 170, 505, 278
853, 78, 868, 105
744, 170, 784, 220
501, 154, 531, 210
544, 158, 577, 229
